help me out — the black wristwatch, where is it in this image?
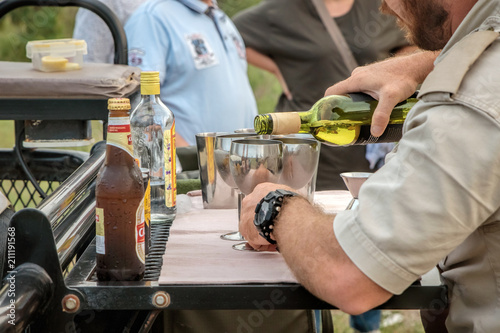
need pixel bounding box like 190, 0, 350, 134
253, 189, 298, 244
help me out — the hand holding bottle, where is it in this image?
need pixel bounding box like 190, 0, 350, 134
254, 94, 416, 146
325, 50, 439, 137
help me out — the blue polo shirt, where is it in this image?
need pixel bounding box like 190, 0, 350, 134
125, 0, 258, 145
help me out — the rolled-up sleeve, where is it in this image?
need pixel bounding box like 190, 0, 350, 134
334, 102, 500, 294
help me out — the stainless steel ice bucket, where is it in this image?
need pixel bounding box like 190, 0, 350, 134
196, 132, 238, 209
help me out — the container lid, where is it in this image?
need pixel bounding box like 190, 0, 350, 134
108, 98, 131, 111
26, 39, 88, 59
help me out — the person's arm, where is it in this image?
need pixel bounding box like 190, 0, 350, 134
239, 182, 392, 314
176, 134, 189, 147
245, 47, 292, 100
73, 8, 115, 63
393, 45, 419, 56
325, 50, 439, 137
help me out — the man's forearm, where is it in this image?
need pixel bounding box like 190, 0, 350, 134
274, 197, 392, 314
404, 50, 440, 85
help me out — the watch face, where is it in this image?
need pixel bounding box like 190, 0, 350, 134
255, 200, 272, 227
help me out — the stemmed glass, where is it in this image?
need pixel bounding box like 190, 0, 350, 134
229, 138, 283, 251
339, 172, 373, 210
214, 133, 257, 241
273, 136, 320, 202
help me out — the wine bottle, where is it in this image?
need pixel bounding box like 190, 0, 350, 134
130, 71, 176, 224
254, 93, 418, 146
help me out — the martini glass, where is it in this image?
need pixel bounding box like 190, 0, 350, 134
339, 172, 373, 210
229, 138, 283, 251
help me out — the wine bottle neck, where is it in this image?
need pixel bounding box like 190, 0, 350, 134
254, 112, 302, 135
140, 94, 161, 103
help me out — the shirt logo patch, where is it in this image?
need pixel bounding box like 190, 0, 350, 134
129, 48, 145, 67
185, 33, 219, 70
231, 34, 246, 59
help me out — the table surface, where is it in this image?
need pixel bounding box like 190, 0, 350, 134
64, 191, 448, 311
159, 191, 353, 285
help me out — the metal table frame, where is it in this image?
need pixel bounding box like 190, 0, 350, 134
68, 241, 448, 312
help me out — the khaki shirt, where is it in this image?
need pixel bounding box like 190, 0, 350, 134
334, 0, 500, 331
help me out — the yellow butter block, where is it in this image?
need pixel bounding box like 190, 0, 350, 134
41, 56, 68, 71
65, 62, 82, 70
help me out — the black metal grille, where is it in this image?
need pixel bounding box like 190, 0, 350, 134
87, 222, 172, 282
144, 223, 171, 281
0, 149, 87, 211
89, 222, 172, 281
0, 179, 60, 211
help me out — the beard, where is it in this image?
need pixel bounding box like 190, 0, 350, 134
381, 0, 450, 51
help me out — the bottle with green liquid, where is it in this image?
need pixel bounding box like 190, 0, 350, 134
254, 93, 418, 146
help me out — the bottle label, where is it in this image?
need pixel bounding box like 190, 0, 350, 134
270, 113, 301, 135
355, 124, 403, 144
107, 117, 134, 157
144, 178, 151, 229
164, 122, 177, 208
136, 197, 146, 263
95, 207, 105, 255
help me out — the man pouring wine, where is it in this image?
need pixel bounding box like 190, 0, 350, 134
239, 0, 500, 331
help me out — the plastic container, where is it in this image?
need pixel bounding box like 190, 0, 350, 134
26, 39, 87, 72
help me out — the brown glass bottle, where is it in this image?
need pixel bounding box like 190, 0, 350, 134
95, 98, 145, 281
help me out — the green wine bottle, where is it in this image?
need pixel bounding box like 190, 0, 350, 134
254, 93, 418, 146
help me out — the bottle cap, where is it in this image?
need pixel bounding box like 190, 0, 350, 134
141, 71, 160, 84
108, 98, 131, 110
140, 71, 161, 95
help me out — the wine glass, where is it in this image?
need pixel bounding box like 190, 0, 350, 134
229, 138, 283, 251
273, 136, 320, 202
214, 133, 257, 241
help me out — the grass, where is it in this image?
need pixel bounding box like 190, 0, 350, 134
331, 310, 425, 332
248, 65, 282, 114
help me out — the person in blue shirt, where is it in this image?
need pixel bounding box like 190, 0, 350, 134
125, 0, 258, 147
125, 2, 317, 332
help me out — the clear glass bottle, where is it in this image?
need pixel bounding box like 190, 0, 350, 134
130, 71, 176, 223
254, 94, 418, 146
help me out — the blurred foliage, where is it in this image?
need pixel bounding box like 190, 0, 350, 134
0, 7, 77, 62
248, 65, 281, 114
218, 0, 260, 17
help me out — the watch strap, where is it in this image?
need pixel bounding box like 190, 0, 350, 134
254, 189, 297, 245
